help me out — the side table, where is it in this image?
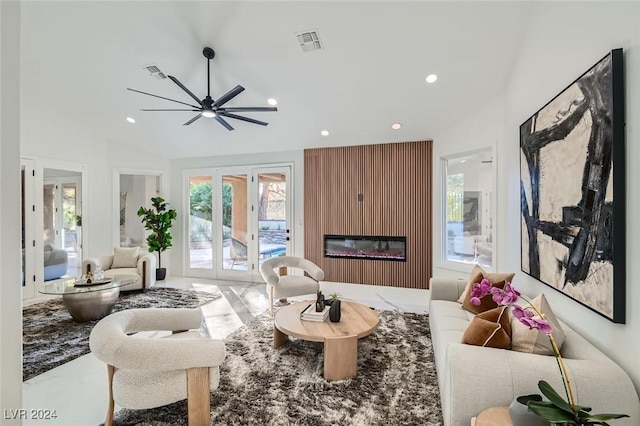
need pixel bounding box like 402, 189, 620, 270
471, 406, 513, 426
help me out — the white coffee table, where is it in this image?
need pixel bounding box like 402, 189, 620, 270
39, 275, 137, 322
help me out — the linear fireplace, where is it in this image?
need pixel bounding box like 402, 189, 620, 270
324, 235, 407, 262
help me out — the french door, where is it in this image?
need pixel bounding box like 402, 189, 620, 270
185, 165, 292, 282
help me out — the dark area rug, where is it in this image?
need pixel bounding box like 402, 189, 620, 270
23, 287, 220, 381
110, 310, 443, 426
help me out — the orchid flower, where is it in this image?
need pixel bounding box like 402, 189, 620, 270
490, 282, 521, 306
512, 305, 553, 333
469, 278, 492, 305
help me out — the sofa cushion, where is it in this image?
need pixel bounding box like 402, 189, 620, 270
112, 247, 140, 269
462, 306, 511, 349
457, 265, 516, 304
510, 294, 565, 355
461, 274, 506, 314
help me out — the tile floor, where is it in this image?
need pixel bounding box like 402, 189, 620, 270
22, 277, 430, 426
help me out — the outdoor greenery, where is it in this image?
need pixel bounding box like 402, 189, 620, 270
446, 173, 464, 222
189, 182, 232, 227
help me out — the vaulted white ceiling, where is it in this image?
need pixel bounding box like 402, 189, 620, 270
20, 1, 531, 159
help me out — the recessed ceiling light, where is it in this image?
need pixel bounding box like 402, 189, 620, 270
201, 110, 216, 118
267, 98, 278, 106
391, 123, 402, 130
126, 117, 136, 124
320, 130, 329, 136
425, 74, 438, 84
460, 159, 467, 163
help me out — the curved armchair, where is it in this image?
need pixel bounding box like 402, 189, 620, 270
260, 256, 324, 316
83, 247, 156, 292
89, 308, 226, 426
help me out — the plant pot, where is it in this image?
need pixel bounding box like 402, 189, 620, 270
508, 394, 548, 426
329, 300, 341, 322
156, 268, 167, 281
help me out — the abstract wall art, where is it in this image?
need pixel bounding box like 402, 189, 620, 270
520, 49, 625, 323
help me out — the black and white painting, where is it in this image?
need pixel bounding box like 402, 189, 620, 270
520, 49, 625, 323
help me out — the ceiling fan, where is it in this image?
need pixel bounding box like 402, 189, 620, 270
127, 47, 277, 130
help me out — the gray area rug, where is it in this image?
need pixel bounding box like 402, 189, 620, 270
110, 310, 443, 426
23, 287, 220, 381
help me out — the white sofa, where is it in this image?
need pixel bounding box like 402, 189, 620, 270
82, 251, 156, 292
429, 277, 640, 426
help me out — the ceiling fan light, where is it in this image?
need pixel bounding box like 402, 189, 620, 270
267, 98, 278, 106
201, 110, 216, 118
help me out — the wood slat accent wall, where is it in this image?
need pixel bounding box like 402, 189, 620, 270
304, 141, 432, 289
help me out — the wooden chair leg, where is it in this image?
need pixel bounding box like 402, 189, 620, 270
104, 364, 115, 426
187, 367, 210, 426
142, 260, 147, 293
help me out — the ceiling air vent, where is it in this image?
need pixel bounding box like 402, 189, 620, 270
141, 64, 167, 80
295, 29, 323, 52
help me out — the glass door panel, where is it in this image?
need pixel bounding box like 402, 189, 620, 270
257, 171, 288, 271
62, 183, 80, 277
188, 176, 213, 270
222, 174, 249, 271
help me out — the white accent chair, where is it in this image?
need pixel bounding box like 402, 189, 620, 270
260, 256, 324, 316
83, 247, 156, 292
89, 308, 226, 426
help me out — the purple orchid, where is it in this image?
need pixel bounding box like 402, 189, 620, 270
491, 282, 521, 306
469, 278, 492, 305
512, 305, 553, 333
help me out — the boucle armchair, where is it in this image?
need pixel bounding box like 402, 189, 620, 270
83, 247, 156, 291
89, 308, 226, 426
260, 256, 324, 316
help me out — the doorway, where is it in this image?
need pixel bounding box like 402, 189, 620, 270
185, 165, 292, 281
21, 159, 86, 300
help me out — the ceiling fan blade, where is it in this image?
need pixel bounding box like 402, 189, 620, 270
168, 75, 206, 108
214, 115, 234, 131
183, 114, 203, 126
213, 85, 245, 108
141, 109, 201, 112
127, 88, 201, 108
218, 106, 278, 112
218, 112, 268, 126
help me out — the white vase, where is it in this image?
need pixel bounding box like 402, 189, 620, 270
508, 394, 549, 426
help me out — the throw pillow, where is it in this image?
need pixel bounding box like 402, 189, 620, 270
510, 294, 565, 356
112, 246, 140, 269
456, 265, 516, 304
461, 274, 507, 314
462, 306, 512, 349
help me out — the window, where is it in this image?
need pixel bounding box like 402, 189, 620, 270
443, 149, 494, 269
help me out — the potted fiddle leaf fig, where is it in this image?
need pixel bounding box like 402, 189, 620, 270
137, 196, 177, 280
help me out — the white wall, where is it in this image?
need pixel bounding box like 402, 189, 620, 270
0, 0, 23, 420
432, 95, 505, 278
20, 127, 170, 260
433, 1, 640, 395
170, 150, 304, 276
503, 1, 640, 395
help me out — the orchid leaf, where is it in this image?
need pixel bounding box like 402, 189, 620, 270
583, 413, 629, 420
538, 380, 576, 413
527, 401, 576, 422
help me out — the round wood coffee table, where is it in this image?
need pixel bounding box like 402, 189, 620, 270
273, 300, 380, 381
